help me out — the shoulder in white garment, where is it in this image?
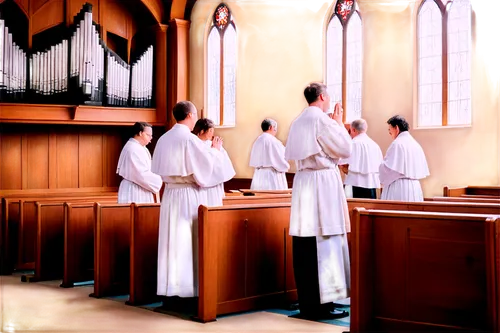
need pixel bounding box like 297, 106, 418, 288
341, 133, 383, 174
380, 131, 430, 185
116, 138, 162, 193
285, 106, 352, 161
151, 124, 233, 187
250, 133, 290, 173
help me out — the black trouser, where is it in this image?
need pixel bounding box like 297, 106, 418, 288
352, 186, 377, 199
292, 236, 330, 316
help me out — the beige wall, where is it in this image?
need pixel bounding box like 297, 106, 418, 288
190, 0, 500, 197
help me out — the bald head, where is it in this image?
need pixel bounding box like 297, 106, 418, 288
350, 119, 367, 138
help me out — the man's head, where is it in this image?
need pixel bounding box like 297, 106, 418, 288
261, 118, 278, 136
304, 82, 330, 113
387, 115, 409, 140
350, 119, 368, 138
173, 101, 198, 131
132, 121, 153, 146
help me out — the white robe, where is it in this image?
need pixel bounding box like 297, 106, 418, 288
285, 106, 352, 304
199, 140, 236, 206
116, 138, 162, 203
339, 133, 383, 189
249, 132, 290, 190
151, 124, 233, 297
379, 131, 430, 202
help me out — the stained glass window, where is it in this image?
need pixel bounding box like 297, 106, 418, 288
417, 0, 472, 127
207, 3, 236, 126
326, 0, 363, 122
418, 0, 443, 127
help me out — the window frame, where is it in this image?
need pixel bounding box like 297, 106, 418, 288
205, 3, 237, 127
325, 0, 363, 123
416, 0, 473, 127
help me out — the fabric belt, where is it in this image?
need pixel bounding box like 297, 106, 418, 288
164, 183, 197, 189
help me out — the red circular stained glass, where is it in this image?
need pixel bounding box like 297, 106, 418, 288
336, 0, 354, 22
215, 4, 230, 29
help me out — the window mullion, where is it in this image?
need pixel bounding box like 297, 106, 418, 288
442, 5, 449, 126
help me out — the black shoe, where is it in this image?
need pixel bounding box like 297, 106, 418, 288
290, 309, 349, 320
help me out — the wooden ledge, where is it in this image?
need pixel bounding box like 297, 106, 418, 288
0, 103, 162, 126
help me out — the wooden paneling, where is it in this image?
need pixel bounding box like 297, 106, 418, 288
26, 133, 49, 189
0, 0, 168, 126
31, 0, 64, 34
0, 134, 22, 190
78, 131, 103, 188
0, 125, 127, 193
56, 132, 79, 188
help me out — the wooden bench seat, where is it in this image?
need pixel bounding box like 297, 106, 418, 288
1, 194, 117, 275
427, 196, 500, 204
444, 185, 500, 197
20, 198, 118, 283
91, 203, 132, 298
350, 208, 500, 332
127, 194, 294, 306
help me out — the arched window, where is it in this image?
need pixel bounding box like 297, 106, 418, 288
326, 0, 363, 123
417, 0, 472, 127
207, 3, 237, 126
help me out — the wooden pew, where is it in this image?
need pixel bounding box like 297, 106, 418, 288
1, 193, 117, 275
128, 203, 161, 306
128, 194, 293, 306
239, 189, 292, 196
196, 199, 500, 322
62, 203, 96, 288
21, 198, 118, 283
350, 208, 500, 332
197, 203, 295, 323
16, 195, 117, 273
427, 196, 500, 204
91, 203, 132, 298
444, 185, 500, 197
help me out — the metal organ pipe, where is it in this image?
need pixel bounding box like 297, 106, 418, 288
106, 51, 129, 106
70, 5, 104, 104
0, 19, 27, 102
131, 45, 153, 108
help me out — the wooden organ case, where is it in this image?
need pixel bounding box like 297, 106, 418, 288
0, 0, 167, 125
0, 0, 170, 195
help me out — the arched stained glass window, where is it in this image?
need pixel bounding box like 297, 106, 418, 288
326, 0, 363, 122
207, 3, 237, 126
417, 0, 472, 127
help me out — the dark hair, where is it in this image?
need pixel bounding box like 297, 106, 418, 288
132, 122, 152, 137
387, 115, 409, 132
261, 119, 273, 132
173, 101, 195, 121
192, 118, 215, 136
304, 82, 327, 104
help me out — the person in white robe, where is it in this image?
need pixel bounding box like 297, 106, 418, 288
192, 118, 236, 206
152, 101, 233, 299
249, 119, 290, 190
116, 122, 163, 203
285, 83, 351, 320
338, 119, 383, 199
379, 115, 430, 201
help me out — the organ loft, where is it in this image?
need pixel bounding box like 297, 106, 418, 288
0, 0, 181, 196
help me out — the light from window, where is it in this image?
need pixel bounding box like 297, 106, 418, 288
418, 0, 443, 127
206, 4, 236, 126
326, 0, 363, 122
417, 0, 472, 127
346, 11, 362, 122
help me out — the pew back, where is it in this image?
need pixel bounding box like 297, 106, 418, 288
197, 203, 295, 323
444, 185, 500, 197
128, 203, 161, 305
17, 196, 117, 271
92, 203, 132, 298
427, 196, 500, 204
63, 203, 96, 287
351, 208, 500, 332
